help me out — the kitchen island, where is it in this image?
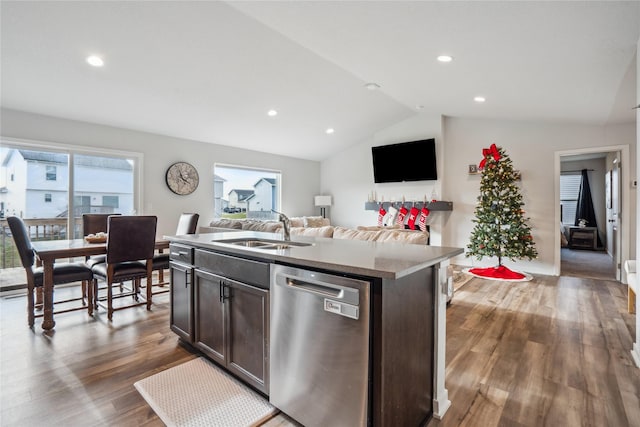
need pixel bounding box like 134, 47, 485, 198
165, 231, 463, 426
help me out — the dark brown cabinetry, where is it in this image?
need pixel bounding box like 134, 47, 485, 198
169, 244, 194, 342
170, 246, 270, 395
194, 269, 269, 393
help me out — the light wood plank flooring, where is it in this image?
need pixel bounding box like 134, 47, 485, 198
427, 274, 639, 427
1, 273, 638, 426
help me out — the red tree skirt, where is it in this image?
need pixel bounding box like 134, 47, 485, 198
465, 265, 532, 282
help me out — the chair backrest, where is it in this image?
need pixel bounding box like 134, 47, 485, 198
82, 213, 121, 236
176, 213, 199, 235
7, 216, 35, 269
106, 216, 157, 264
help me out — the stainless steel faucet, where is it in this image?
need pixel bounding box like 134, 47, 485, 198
272, 209, 291, 241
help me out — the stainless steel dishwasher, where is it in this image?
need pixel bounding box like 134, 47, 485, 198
270, 264, 371, 427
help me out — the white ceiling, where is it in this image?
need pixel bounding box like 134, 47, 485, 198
1, 1, 639, 161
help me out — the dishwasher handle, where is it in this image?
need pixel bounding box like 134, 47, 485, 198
285, 277, 343, 298
274, 268, 362, 306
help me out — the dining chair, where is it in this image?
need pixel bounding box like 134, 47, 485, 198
7, 216, 94, 327
82, 213, 121, 266
91, 215, 157, 321
150, 213, 199, 292
82, 213, 123, 301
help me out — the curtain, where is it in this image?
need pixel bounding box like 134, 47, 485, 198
574, 169, 602, 247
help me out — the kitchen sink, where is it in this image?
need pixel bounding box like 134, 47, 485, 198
213, 238, 313, 250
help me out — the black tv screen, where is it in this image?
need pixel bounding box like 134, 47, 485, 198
371, 138, 437, 183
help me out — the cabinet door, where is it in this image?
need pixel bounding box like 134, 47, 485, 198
194, 270, 226, 365
226, 280, 269, 394
169, 262, 193, 342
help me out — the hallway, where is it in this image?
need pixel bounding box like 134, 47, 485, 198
561, 248, 616, 280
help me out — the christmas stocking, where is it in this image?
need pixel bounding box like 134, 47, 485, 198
377, 205, 387, 226
407, 206, 419, 230
418, 207, 430, 232
384, 205, 398, 227
396, 205, 408, 226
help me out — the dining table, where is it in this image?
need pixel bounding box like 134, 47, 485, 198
31, 238, 169, 331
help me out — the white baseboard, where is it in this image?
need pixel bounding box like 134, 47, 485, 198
432, 395, 451, 420
632, 344, 640, 368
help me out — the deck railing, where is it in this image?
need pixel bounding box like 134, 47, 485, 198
0, 218, 84, 269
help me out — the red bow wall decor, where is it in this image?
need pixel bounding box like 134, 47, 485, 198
478, 143, 501, 170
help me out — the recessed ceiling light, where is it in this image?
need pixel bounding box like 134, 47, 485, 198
267, 109, 278, 117
474, 96, 486, 103
364, 82, 381, 90
325, 128, 335, 134
437, 55, 453, 63
416, 105, 425, 110
86, 55, 104, 67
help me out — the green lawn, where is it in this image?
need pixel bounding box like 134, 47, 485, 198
221, 213, 247, 219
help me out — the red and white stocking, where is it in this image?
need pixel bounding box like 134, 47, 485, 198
418, 207, 430, 232
377, 205, 387, 226
385, 206, 398, 227
407, 206, 419, 230
396, 205, 408, 226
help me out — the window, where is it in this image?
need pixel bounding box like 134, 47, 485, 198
1, 141, 141, 271
560, 173, 581, 224
103, 196, 119, 209
46, 165, 57, 181
73, 154, 133, 218
0, 141, 139, 241
214, 164, 281, 219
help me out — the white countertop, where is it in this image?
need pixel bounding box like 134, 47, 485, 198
166, 231, 463, 279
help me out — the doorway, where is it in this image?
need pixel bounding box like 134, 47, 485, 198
555, 146, 630, 281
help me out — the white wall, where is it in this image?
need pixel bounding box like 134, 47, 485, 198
322, 112, 635, 275
321, 113, 445, 244
1, 108, 321, 237
442, 117, 636, 275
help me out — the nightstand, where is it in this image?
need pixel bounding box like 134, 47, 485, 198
568, 226, 598, 250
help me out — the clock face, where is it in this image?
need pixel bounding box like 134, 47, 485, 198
166, 162, 199, 195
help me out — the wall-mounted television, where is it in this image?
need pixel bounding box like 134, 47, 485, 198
371, 138, 437, 183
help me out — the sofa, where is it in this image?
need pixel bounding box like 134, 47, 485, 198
200, 217, 430, 245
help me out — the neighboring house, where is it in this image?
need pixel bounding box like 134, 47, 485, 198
0, 149, 133, 218
213, 174, 226, 218
246, 178, 276, 212
227, 189, 254, 211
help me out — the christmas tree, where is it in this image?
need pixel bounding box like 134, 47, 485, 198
467, 144, 537, 269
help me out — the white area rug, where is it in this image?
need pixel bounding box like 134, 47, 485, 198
134, 357, 278, 427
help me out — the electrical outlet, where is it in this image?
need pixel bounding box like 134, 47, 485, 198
633, 180, 637, 188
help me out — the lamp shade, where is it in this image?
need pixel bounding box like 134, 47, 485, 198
314, 195, 332, 207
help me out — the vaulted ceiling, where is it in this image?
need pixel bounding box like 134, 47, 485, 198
2, 1, 638, 161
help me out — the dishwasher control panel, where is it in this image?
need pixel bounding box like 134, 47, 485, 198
324, 298, 359, 319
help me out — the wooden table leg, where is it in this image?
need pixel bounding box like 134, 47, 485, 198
36, 287, 44, 309
41, 260, 56, 330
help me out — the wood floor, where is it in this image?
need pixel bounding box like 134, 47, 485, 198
1, 273, 638, 426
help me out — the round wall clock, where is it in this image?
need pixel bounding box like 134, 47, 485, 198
166, 162, 199, 195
